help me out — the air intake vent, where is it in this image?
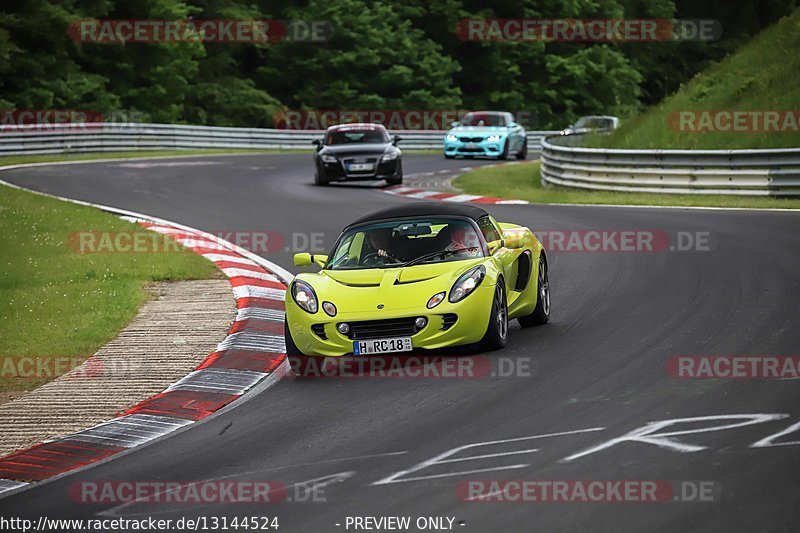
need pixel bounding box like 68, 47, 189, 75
441, 314, 458, 331
347, 318, 420, 340
311, 324, 327, 340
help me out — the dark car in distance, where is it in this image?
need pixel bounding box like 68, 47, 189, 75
312, 123, 403, 186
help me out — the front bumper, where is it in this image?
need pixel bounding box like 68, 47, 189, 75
443, 137, 505, 158
320, 158, 401, 181
286, 284, 495, 357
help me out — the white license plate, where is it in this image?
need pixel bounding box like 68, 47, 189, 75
348, 163, 374, 171
353, 337, 413, 355
465, 143, 478, 149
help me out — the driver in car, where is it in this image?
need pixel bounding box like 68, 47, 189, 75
363, 227, 403, 264
437, 225, 480, 258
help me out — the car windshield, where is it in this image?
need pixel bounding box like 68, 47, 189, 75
326, 218, 484, 270
574, 117, 615, 129
460, 112, 506, 127
326, 128, 388, 145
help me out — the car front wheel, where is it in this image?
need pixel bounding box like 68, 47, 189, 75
518, 254, 550, 327
480, 282, 508, 350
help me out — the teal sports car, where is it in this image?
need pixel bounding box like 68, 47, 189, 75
444, 111, 527, 160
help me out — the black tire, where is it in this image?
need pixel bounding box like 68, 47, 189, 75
499, 140, 509, 160
515, 139, 528, 160
518, 254, 550, 327
480, 282, 508, 350
385, 162, 403, 186
285, 319, 314, 376
314, 163, 329, 186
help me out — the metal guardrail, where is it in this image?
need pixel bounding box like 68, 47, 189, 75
540, 134, 800, 196
0, 123, 558, 156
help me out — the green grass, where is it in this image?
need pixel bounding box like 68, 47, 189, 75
454, 162, 800, 209
590, 9, 800, 150
0, 184, 219, 393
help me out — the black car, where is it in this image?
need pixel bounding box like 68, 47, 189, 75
312, 123, 403, 186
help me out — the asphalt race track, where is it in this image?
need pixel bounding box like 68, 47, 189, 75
2, 153, 800, 532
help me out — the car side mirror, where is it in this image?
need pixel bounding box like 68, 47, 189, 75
502, 232, 525, 249
392, 135, 401, 145
508, 122, 518, 128
312, 139, 322, 150
294, 253, 328, 268
487, 240, 504, 255
451, 121, 460, 128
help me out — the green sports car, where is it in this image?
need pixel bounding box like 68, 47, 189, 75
285, 202, 550, 369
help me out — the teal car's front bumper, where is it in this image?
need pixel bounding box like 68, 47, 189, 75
443, 133, 507, 158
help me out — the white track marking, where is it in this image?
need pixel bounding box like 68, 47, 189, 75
562, 414, 790, 462
751, 420, 800, 448
373, 427, 605, 485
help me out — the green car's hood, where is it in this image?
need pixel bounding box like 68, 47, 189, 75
297, 258, 486, 313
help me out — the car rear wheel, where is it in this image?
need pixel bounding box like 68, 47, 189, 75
480, 282, 508, 350
515, 139, 528, 160
518, 254, 550, 327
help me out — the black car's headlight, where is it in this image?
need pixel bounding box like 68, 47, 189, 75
381, 151, 399, 162
321, 154, 337, 163
449, 265, 486, 303
292, 280, 319, 313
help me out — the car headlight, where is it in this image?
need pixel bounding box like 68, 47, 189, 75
446, 134, 458, 142
321, 154, 337, 163
291, 280, 318, 314
449, 265, 486, 303
381, 151, 399, 162
486, 134, 501, 143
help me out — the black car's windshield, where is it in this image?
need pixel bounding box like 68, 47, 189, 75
326, 218, 484, 270
460, 112, 506, 127
326, 127, 388, 145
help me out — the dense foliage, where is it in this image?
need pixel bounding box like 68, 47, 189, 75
0, 0, 795, 128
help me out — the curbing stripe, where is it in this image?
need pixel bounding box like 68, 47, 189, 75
165, 369, 268, 395
0, 479, 29, 494
0, 207, 291, 490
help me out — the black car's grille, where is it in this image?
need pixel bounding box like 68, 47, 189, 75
441, 314, 458, 331
346, 317, 421, 340
311, 324, 327, 340
342, 157, 378, 165
459, 136, 484, 143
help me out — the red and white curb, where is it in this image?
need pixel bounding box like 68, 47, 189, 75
384, 161, 531, 205
0, 195, 292, 497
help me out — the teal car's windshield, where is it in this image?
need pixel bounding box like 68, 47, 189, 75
460, 112, 506, 127
327, 218, 484, 270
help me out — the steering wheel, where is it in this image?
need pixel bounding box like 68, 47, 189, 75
362, 251, 399, 264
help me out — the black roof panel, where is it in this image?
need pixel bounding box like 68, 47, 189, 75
349, 202, 489, 226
